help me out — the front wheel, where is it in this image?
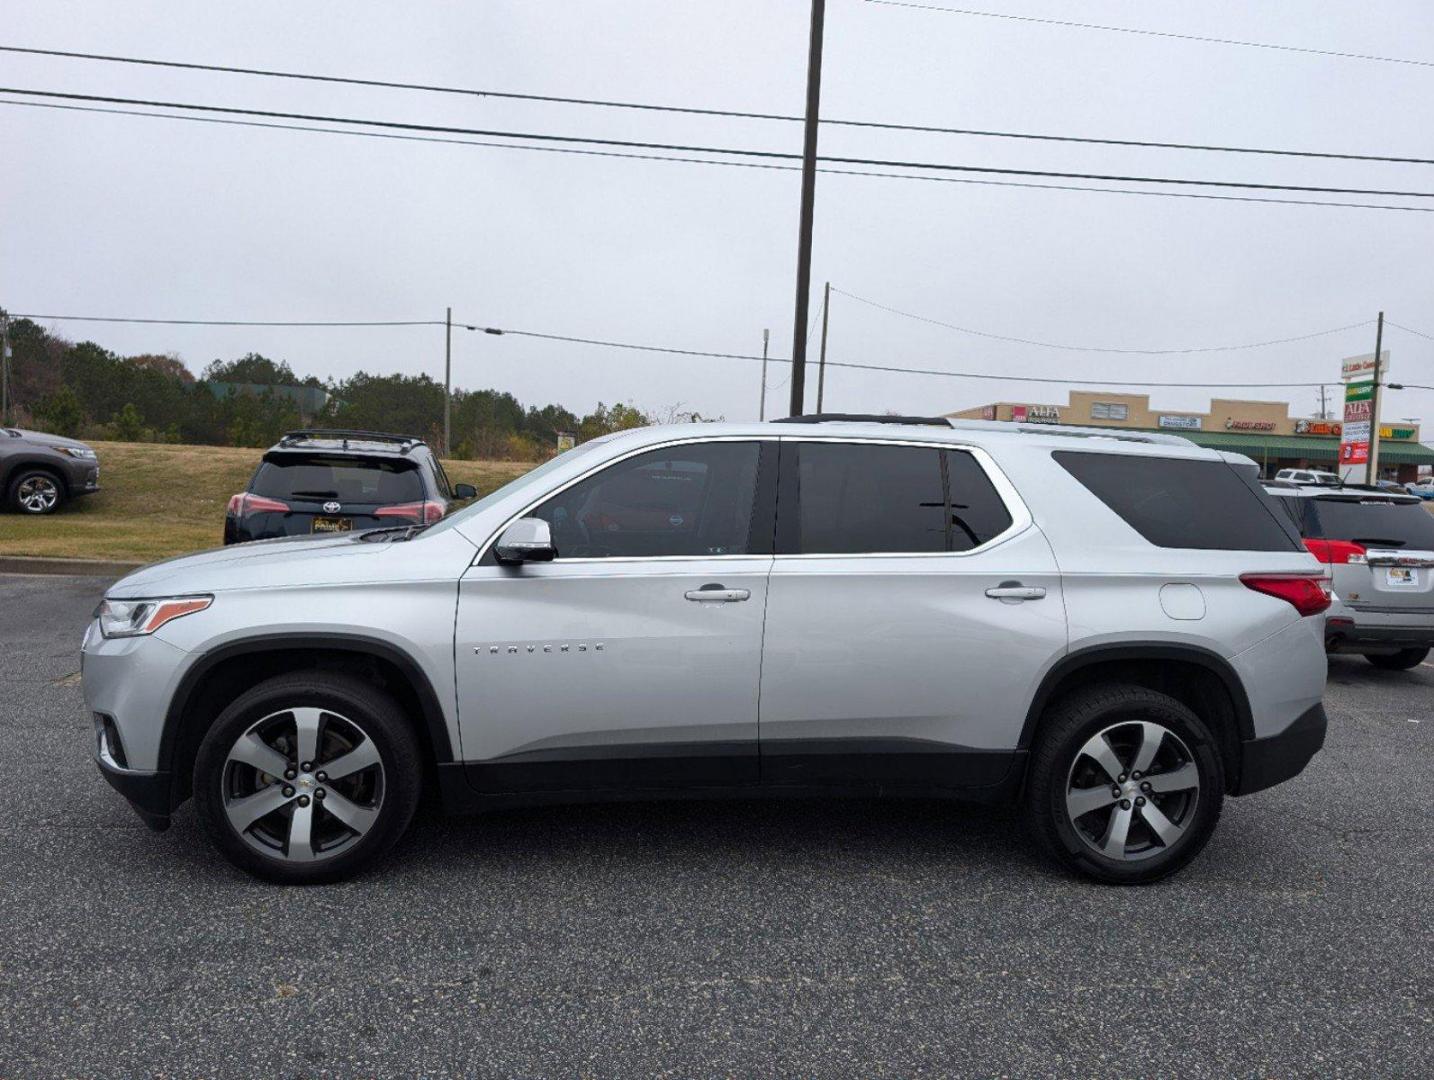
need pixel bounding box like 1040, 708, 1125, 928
1024, 684, 1225, 885
8, 470, 65, 514
193, 671, 423, 884
1365, 648, 1429, 671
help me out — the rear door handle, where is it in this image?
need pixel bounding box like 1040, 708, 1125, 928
985, 583, 1046, 602
685, 585, 751, 602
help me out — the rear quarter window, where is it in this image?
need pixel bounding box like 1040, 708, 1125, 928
1054, 451, 1302, 552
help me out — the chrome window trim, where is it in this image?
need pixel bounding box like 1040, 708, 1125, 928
773, 436, 1033, 561
472, 434, 779, 566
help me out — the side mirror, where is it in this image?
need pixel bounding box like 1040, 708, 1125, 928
494, 517, 556, 564
453, 483, 478, 500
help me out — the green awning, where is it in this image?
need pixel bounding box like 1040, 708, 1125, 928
1129, 428, 1434, 466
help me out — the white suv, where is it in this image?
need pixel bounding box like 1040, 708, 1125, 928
83, 417, 1330, 885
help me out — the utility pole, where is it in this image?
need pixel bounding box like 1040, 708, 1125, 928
759, 328, 770, 420
0, 309, 10, 428
816, 281, 831, 413
1318, 384, 1328, 420
443, 306, 452, 457
787, 0, 827, 417
1367, 311, 1385, 485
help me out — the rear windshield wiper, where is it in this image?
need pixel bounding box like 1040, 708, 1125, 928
289, 489, 339, 498
1353, 537, 1408, 548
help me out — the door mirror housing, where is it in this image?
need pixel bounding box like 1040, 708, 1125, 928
453, 482, 478, 500
494, 517, 557, 564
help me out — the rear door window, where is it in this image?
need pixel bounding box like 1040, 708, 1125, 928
790, 442, 1013, 555
252, 455, 425, 505
1305, 498, 1434, 549
1054, 451, 1301, 552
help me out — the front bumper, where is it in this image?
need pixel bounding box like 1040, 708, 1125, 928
1233, 703, 1327, 796
96, 757, 173, 831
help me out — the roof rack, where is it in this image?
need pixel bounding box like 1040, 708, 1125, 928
772, 413, 953, 428
277, 429, 426, 453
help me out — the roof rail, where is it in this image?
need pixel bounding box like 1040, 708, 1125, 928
277, 429, 426, 453
773, 413, 953, 428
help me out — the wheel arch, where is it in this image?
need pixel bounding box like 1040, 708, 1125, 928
159, 632, 454, 808
4, 458, 69, 496
1020, 644, 1253, 790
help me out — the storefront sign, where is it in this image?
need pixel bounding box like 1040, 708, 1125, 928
1294, 420, 1342, 436
980, 405, 996, 421
1341, 351, 1391, 381
1340, 381, 1373, 474
1012, 404, 1060, 424
1157, 415, 1202, 430
1224, 419, 1276, 431
1379, 426, 1416, 440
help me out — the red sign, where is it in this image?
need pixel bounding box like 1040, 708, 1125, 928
1011, 405, 1027, 423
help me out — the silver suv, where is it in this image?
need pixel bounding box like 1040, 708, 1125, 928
1266, 485, 1434, 669
83, 417, 1330, 885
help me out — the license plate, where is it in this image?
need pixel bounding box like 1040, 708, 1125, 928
311, 516, 352, 534
1385, 567, 1420, 588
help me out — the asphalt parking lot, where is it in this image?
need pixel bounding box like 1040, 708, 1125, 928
1, 574, 1430, 1078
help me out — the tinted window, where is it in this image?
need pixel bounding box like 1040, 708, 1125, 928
1305, 498, 1434, 549
1055, 451, 1301, 552
532, 441, 761, 558
794, 443, 1013, 554
252, 455, 424, 504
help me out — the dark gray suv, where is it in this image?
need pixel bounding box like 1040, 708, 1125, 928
0, 428, 101, 514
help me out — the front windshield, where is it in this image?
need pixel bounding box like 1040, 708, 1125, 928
423, 437, 615, 537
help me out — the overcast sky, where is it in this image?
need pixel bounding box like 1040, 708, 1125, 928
5, 1, 1434, 431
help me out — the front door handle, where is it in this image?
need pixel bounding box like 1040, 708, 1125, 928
985, 582, 1046, 602
685, 585, 751, 603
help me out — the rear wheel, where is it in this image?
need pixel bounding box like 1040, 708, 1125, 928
193, 671, 423, 884
1024, 684, 1225, 885
8, 469, 65, 514
1364, 648, 1429, 671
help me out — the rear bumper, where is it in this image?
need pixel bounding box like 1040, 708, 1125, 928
1326, 620, 1434, 654
1233, 703, 1326, 796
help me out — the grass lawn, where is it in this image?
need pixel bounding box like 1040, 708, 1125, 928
0, 441, 535, 564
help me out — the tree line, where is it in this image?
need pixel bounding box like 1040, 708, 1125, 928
2, 318, 707, 459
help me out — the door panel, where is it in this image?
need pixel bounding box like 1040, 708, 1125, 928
457, 560, 771, 790
760, 438, 1067, 789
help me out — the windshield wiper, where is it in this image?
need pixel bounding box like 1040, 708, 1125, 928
1354, 537, 1408, 548
289, 489, 339, 498
356, 523, 431, 543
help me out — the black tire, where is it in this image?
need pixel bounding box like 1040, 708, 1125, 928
193, 671, 423, 884
7, 468, 66, 514
1023, 683, 1225, 885
1364, 648, 1429, 671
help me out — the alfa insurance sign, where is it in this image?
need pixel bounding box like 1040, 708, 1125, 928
1340, 381, 1373, 466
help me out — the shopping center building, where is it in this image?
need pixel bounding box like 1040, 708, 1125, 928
947, 391, 1434, 481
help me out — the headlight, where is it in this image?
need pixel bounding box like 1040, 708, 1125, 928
96, 596, 212, 638
60, 446, 98, 459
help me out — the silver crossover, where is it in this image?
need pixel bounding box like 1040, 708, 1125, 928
84, 418, 1330, 884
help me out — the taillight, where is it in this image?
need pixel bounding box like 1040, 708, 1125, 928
227, 493, 289, 516
1240, 573, 1332, 617
1303, 538, 1367, 565
374, 500, 445, 523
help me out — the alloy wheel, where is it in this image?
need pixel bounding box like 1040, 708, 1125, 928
1064, 720, 1200, 862
221, 706, 385, 863
17, 475, 59, 513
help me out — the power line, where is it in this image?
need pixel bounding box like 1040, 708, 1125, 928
4, 42, 1432, 166
1387, 320, 1434, 342
8, 85, 1434, 202
8, 87, 1434, 202
11, 309, 1338, 388
864, 1, 1434, 69
834, 288, 1374, 355
9, 98, 1434, 216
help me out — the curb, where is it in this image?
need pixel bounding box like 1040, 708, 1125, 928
0, 555, 145, 577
